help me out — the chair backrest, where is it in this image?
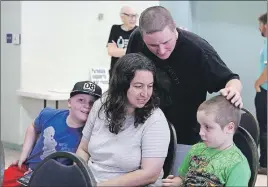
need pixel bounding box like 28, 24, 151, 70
233, 126, 258, 187
239, 108, 260, 145
0, 141, 5, 187
29, 151, 96, 187
163, 122, 177, 178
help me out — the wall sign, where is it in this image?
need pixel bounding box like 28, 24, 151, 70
6, 33, 12, 43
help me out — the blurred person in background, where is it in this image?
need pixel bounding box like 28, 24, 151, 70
255, 12, 267, 175
106, 6, 138, 80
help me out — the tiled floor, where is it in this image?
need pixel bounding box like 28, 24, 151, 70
3, 147, 267, 186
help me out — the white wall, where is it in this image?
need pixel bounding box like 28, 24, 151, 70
1, 1, 22, 144
20, 1, 159, 91
2, 1, 159, 145
191, 1, 266, 113
160, 1, 193, 31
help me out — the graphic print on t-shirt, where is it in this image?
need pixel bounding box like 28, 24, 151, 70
184, 155, 222, 186
117, 36, 129, 49
40, 126, 57, 160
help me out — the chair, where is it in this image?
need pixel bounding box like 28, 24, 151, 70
233, 126, 258, 187
28, 151, 96, 187
163, 122, 177, 178
239, 108, 260, 145
0, 141, 5, 187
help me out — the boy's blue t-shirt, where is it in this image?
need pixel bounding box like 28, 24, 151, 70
25, 107, 83, 170
260, 38, 267, 90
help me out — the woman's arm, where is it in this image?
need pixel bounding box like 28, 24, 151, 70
97, 157, 165, 187
77, 99, 100, 162
76, 137, 90, 163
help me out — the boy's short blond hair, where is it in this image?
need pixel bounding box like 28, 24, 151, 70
198, 95, 241, 131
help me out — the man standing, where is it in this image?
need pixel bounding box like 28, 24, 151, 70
126, 6, 243, 175
107, 6, 138, 79
255, 12, 267, 175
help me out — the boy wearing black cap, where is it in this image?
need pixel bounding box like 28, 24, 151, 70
3, 81, 102, 187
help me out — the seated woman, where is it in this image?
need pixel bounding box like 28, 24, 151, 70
76, 53, 170, 186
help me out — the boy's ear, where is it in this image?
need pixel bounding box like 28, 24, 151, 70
226, 122, 235, 134
67, 98, 71, 108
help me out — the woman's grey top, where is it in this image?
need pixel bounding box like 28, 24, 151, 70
82, 98, 170, 186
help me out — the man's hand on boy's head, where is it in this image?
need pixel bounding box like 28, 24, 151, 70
220, 87, 243, 108
162, 175, 183, 187
220, 79, 243, 108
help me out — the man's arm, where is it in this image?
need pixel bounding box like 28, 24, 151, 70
200, 44, 243, 108
225, 79, 242, 93
107, 41, 126, 58
255, 65, 267, 92
106, 25, 126, 58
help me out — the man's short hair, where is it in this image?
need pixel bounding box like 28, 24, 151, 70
258, 12, 267, 24
139, 6, 176, 35
198, 95, 241, 131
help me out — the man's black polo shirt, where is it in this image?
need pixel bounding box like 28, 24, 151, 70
126, 28, 239, 145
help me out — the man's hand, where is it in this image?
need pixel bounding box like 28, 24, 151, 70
107, 40, 126, 57
162, 175, 183, 187
111, 40, 117, 48
254, 80, 261, 92
254, 65, 267, 92
220, 87, 243, 108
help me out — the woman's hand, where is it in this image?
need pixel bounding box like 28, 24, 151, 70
162, 175, 183, 187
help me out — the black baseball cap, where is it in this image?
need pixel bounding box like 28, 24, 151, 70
70, 81, 102, 98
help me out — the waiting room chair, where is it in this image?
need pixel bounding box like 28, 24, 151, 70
239, 108, 260, 145
233, 126, 258, 187
163, 122, 177, 178
0, 141, 4, 187
28, 151, 96, 187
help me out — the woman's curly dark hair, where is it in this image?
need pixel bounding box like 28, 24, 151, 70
99, 53, 160, 134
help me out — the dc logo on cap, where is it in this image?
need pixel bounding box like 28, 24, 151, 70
83, 82, 95, 92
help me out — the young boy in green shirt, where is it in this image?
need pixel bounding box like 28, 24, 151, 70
162, 95, 251, 186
